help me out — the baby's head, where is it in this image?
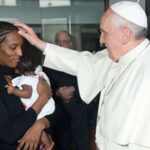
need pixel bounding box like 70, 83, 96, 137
17, 57, 35, 75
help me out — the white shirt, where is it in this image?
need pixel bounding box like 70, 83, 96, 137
43, 39, 150, 150
12, 66, 55, 120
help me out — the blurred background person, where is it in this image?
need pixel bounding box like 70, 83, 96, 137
43, 30, 89, 150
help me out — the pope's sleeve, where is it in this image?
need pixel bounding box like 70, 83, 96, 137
43, 43, 112, 103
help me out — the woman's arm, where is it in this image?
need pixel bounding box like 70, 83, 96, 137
17, 118, 50, 150
32, 76, 52, 114
16, 77, 52, 150
0, 98, 37, 144
0, 77, 52, 145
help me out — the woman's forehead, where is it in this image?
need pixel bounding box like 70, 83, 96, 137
1, 31, 23, 45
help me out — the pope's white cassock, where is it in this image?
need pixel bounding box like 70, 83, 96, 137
43, 39, 150, 150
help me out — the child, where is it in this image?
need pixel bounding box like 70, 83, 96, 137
7, 57, 55, 150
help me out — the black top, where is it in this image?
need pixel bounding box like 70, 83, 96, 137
43, 67, 81, 102
0, 65, 37, 150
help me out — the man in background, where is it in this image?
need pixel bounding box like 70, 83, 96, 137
43, 31, 89, 150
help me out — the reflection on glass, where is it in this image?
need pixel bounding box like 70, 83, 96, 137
0, 0, 17, 6
39, 0, 71, 7
42, 18, 68, 43
0, 18, 18, 22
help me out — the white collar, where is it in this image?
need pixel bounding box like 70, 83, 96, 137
118, 39, 149, 67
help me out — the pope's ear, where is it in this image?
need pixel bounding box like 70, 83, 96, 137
120, 27, 131, 44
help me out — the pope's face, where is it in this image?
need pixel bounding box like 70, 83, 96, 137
99, 9, 121, 61
0, 31, 23, 68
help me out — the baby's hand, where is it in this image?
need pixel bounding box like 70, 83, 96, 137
7, 82, 14, 94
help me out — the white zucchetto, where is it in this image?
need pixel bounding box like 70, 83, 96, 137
111, 1, 147, 28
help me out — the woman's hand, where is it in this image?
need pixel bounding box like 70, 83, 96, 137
17, 118, 50, 150
37, 76, 52, 100
13, 21, 47, 51
32, 77, 52, 114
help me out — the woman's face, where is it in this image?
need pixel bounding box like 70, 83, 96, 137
0, 30, 23, 68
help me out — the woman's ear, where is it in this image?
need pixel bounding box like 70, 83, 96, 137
120, 27, 131, 45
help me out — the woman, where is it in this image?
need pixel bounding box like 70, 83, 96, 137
0, 21, 52, 150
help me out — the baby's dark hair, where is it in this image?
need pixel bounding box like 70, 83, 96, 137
0, 21, 18, 44
17, 57, 36, 75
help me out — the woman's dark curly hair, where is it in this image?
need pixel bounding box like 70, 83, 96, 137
0, 21, 18, 44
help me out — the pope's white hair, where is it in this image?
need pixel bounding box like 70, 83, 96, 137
111, 13, 147, 40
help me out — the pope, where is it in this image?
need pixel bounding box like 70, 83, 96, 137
14, 1, 149, 150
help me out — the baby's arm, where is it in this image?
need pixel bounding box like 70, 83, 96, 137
7, 84, 32, 98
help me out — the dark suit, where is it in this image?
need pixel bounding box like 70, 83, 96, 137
43, 67, 89, 150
